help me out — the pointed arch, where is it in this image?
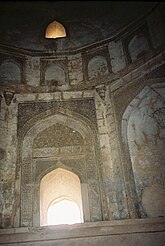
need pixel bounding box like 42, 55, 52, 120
19, 108, 102, 227
40, 167, 83, 226
121, 83, 165, 217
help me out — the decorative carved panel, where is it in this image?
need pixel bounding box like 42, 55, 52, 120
33, 123, 84, 148
18, 99, 97, 133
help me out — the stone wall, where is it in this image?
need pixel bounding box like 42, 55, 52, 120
0, 94, 17, 228
127, 85, 165, 218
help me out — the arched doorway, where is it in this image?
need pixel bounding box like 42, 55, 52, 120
40, 168, 83, 226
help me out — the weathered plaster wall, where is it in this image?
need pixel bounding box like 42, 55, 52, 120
127, 85, 165, 218
0, 96, 17, 228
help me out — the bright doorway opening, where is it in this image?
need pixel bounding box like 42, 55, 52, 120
40, 168, 84, 226
47, 197, 82, 225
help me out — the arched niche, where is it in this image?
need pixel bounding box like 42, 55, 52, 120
122, 83, 165, 218
128, 35, 149, 62
87, 56, 108, 80
19, 110, 102, 227
45, 64, 65, 86
40, 167, 83, 226
0, 60, 21, 83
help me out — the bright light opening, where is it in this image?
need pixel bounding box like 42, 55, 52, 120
40, 168, 84, 226
45, 20, 66, 39
47, 198, 82, 225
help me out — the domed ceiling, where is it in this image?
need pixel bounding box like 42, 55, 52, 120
0, 1, 157, 52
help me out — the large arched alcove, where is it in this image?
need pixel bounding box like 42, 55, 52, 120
19, 109, 103, 227
122, 83, 165, 218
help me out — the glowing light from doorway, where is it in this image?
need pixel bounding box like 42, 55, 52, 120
47, 198, 82, 225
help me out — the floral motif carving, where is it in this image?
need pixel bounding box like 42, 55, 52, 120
33, 123, 84, 148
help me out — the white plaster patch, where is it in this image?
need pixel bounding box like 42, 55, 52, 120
108, 40, 126, 73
